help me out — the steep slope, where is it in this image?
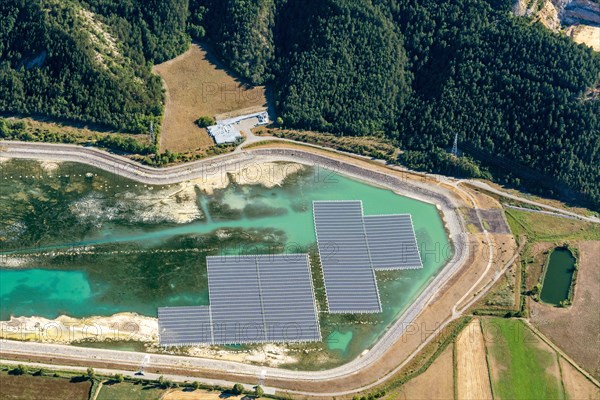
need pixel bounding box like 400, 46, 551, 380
196, 0, 600, 209
197, 0, 276, 84
0, 0, 188, 133
273, 0, 411, 136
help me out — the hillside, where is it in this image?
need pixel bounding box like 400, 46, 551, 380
199, 0, 600, 210
0, 0, 189, 133
1, 0, 599, 210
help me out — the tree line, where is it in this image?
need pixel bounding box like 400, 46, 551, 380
1, 0, 599, 209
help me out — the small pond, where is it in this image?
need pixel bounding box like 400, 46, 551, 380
540, 247, 576, 305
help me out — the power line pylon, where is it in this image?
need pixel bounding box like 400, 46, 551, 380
451, 132, 459, 157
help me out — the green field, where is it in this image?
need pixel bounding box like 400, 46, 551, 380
96, 381, 165, 400
505, 209, 600, 242
482, 318, 564, 400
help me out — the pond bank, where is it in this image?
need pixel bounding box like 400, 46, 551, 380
540, 246, 577, 306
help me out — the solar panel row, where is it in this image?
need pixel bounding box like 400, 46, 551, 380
157, 306, 212, 346
312, 201, 381, 313
364, 214, 423, 270
313, 201, 423, 314
158, 254, 321, 346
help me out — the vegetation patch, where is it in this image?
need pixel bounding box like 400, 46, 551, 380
96, 380, 166, 400
505, 209, 600, 242
257, 128, 400, 162
481, 318, 564, 400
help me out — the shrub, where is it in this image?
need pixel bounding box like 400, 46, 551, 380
232, 383, 244, 395
196, 116, 216, 128
11, 365, 28, 376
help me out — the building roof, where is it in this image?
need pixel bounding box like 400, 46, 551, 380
207, 124, 241, 144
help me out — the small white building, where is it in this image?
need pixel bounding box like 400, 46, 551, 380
207, 124, 241, 145
207, 111, 270, 145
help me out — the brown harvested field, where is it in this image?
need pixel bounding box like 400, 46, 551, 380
162, 390, 244, 400
153, 44, 267, 153
0, 372, 91, 400
455, 319, 493, 400
529, 241, 600, 380
389, 344, 454, 400
559, 357, 600, 400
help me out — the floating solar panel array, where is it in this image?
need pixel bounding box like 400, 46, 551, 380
159, 200, 422, 344
312, 201, 381, 313
313, 201, 422, 313
158, 254, 321, 346
256, 255, 322, 342
157, 306, 212, 346
208, 256, 266, 344
364, 214, 422, 270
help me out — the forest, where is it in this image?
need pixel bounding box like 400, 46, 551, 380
0, 0, 187, 133
199, 0, 600, 209
1, 0, 599, 209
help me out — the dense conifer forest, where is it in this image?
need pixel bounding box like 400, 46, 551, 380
1, 0, 599, 208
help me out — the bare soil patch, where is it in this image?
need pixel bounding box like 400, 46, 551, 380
479, 209, 511, 234
0, 372, 91, 400
529, 241, 600, 380
455, 319, 493, 400
567, 24, 600, 51
559, 357, 600, 400
162, 390, 244, 400
153, 44, 267, 153
390, 344, 454, 400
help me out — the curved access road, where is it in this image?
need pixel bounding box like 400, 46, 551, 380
0, 140, 476, 392
462, 180, 599, 223
0, 140, 531, 396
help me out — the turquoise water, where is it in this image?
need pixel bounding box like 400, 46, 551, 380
327, 330, 353, 353
1, 269, 93, 318
0, 159, 451, 362
540, 247, 576, 305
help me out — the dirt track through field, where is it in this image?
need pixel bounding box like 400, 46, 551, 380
455, 319, 493, 400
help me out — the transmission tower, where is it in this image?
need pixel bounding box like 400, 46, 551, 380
149, 121, 154, 142
451, 132, 459, 157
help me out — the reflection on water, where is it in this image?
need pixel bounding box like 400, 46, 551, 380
0, 159, 451, 363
